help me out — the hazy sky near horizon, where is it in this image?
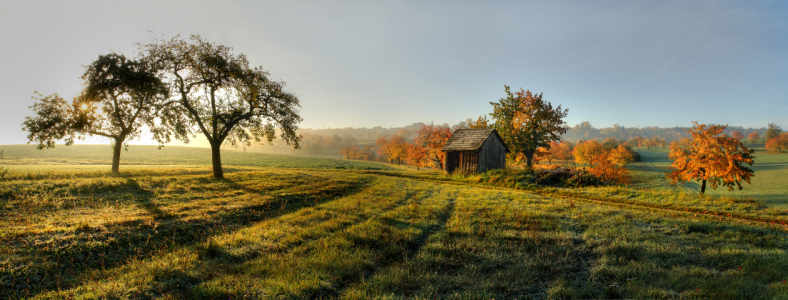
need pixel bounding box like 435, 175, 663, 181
1, 0, 786, 145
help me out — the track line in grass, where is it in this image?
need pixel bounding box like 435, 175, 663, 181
34, 177, 423, 298
362, 170, 788, 232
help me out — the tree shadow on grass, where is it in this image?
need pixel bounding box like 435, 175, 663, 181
335, 210, 601, 299
0, 174, 373, 298
130, 179, 426, 299
291, 198, 460, 299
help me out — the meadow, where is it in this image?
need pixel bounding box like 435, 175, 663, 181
2, 145, 788, 299
0, 145, 395, 172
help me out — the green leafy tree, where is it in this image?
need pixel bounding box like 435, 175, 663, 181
765, 123, 782, 141
22, 53, 170, 173
468, 115, 489, 129
142, 35, 302, 178
490, 86, 568, 167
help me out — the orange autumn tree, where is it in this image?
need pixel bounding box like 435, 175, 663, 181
667, 122, 755, 194
730, 130, 744, 140
748, 132, 760, 144
405, 142, 429, 170
765, 132, 788, 152
573, 140, 606, 165
541, 141, 562, 164
360, 145, 377, 161
574, 141, 633, 184
376, 135, 407, 164
375, 136, 393, 162
413, 123, 452, 169
588, 152, 631, 184
540, 140, 573, 164
340, 146, 361, 160
609, 145, 635, 166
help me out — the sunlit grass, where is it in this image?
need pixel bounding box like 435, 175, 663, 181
3, 143, 788, 298
3, 167, 788, 298
0, 144, 396, 171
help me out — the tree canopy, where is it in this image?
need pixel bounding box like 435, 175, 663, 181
413, 123, 452, 169
765, 123, 782, 141
766, 133, 788, 152
141, 35, 302, 178
22, 53, 170, 173
490, 86, 568, 167
667, 122, 754, 194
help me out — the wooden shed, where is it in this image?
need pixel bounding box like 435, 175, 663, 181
441, 128, 509, 174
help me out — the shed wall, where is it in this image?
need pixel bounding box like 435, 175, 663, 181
477, 134, 507, 172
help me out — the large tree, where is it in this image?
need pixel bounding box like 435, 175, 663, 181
142, 35, 302, 178
22, 53, 170, 173
490, 86, 568, 167
667, 122, 755, 194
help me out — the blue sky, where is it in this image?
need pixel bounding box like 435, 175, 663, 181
1, 0, 786, 145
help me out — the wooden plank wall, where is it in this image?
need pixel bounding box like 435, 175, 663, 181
478, 134, 507, 172
457, 150, 478, 172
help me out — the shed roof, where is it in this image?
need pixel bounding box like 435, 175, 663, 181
441, 128, 509, 152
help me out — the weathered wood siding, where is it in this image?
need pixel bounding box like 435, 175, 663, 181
445, 150, 479, 173
477, 134, 507, 172
443, 129, 508, 174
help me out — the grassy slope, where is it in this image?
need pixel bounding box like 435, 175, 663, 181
2, 167, 788, 299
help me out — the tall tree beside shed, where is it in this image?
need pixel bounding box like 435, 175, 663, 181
22, 53, 172, 173
667, 122, 754, 194
142, 35, 302, 178
490, 86, 568, 167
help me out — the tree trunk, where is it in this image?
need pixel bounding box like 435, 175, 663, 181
700, 179, 707, 194
211, 143, 224, 179
111, 137, 123, 173
525, 150, 535, 167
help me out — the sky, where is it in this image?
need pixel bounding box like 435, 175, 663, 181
1, 0, 787, 146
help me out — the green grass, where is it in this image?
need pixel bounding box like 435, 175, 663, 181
0, 144, 396, 172
3, 166, 788, 299
3, 145, 788, 298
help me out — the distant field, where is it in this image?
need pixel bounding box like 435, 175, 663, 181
0, 144, 397, 172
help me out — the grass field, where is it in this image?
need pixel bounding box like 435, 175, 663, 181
2, 145, 788, 299
0, 145, 396, 172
